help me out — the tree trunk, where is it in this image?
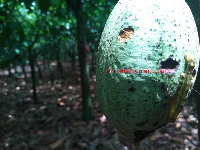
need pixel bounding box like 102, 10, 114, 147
13, 62, 18, 87
36, 60, 42, 78
21, 62, 27, 79
66, 0, 94, 121
91, 48, 95, 72
55, 43, 65, 79
8, 64, 12, 77
13, 62, 18, 78
28, 47, 38, 104
48, 60, 55, 86
71, 48, 76, 70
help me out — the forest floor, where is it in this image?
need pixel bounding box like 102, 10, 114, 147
0, 61, 200, 150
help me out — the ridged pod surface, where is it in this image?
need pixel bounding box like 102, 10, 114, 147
96, 0, 200, 143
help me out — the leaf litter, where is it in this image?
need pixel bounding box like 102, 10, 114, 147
0, 62, 200, 150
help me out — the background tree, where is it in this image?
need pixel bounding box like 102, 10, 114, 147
66, 0, 94, 121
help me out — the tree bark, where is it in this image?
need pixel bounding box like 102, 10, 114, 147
55, 42, 65, 79
36, 60, 42, 78
21, 61, 27, 79
48, 60, 55, 86
66, 0, 94, 121
28, 47, 38, 104
8, 64, 12, 77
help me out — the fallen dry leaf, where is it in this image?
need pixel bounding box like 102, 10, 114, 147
50, 136, 68, 149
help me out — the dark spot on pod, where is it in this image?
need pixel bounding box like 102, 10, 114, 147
153, 122, 159, 126
127, 80, 132, 84
161, 84, 170, 98
162, 103, 167, 108
110, 54, 114, 57
135, 120, 148, 126
156, 44, 160, 49
119, 47, 125, 50
192, 69, 196, 77
154, 101, 159, 104
128, 87, 136, 92
160, 56, 179, 75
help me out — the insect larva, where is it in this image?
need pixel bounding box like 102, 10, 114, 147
169, 54, 196, 123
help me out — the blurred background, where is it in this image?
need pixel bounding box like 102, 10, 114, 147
0, 0, 200, 149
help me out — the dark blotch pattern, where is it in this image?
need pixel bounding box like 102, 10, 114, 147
128, 87, 136, 92
153, 122, 159, 126
161, 84, 170, 98
160, 56, 179, 69
135, 120, 148, 126
192, 69, 196, 77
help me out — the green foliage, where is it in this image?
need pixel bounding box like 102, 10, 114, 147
0, 0, 116, 64
1, 25, 12, 41
38, 0, 51, 13
0, 50, 19, 69
0, 0, 116, 113
22, 0, 34, 10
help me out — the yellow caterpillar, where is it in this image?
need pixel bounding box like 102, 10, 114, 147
168, 54, 196, 123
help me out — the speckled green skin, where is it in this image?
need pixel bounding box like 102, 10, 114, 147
96, 0, 199, 143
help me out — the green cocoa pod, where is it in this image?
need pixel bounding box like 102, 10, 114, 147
96, 0, 200, 143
